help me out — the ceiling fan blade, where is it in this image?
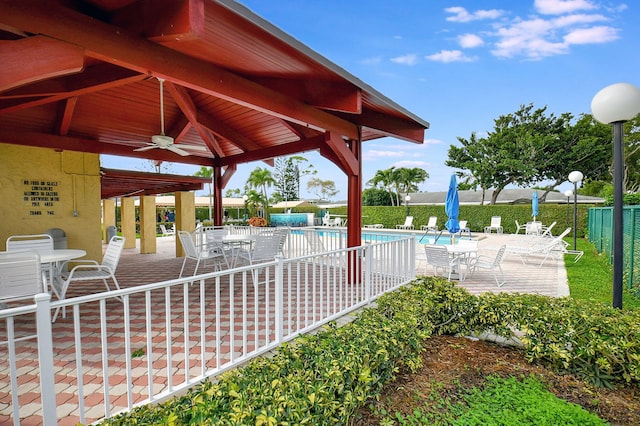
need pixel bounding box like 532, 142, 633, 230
174, 144, 209, 152
167, 145, 190, 156
133, 145, 158, 152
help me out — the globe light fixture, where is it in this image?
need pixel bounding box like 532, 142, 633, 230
568, 171, 583, 252
242, 194, 249, 223
564, 189, 573, 224
591, 82, 640, 308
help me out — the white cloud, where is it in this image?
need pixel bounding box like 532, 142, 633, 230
391, 54, 419, 65
458, 33, 484, 48
564, 25, 619, 44
534, 0, 597, 15
490, 12, 617, 59
425, 50, 476, 63
445, 6, 504, 23
393, 160, 430, 169
364, 150, 406, 160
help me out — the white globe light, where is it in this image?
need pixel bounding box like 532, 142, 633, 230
568, 170, 583, 183
591, 83, 640, 124
564, 190, 573, 197
405, 195, 411, 202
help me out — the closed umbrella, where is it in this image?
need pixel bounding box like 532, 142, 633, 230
532, 191, 539, 222
445, 174, 460, 242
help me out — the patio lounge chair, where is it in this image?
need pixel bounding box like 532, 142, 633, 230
396, 216, 414, 230
420, 216, 438, 232
514, 220, 526, 234
469, 245, 507, 287
484, 216, 503, 234
506, 228, 574, 266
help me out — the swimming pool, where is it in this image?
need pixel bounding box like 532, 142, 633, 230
290, 228, 471, 245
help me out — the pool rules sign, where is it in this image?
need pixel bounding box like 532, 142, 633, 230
23, 179, 60, 216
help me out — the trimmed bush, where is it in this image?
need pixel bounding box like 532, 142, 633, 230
100, 277, 640, 424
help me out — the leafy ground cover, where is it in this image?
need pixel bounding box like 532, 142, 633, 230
353, 335, 640, 425
354, 238, 640, 425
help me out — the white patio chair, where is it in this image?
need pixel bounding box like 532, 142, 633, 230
236, 234, 282, 286
6, 233, 54, 289
458, 220, 471, 236
424, 245, 458, 281
514, 220, 526, 235
0, 251, 43, 306
160, 224, 175, 237
396, 216, 414, 230
420, 216, 438, 232
55, 236, 126, 321
302, 229, 327, 255
484, 216, 503, 234
178, 231, 228, 277
539, 221, 557, 238
469, 245, 507, 287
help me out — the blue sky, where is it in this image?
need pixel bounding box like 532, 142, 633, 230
102, 0, 639, 198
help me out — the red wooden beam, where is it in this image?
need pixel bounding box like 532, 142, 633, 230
0, 1, 360, 141
0, 36, 84, 92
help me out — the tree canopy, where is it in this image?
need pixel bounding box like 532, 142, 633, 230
446, 104, 612, 204
367, 166, 428, 206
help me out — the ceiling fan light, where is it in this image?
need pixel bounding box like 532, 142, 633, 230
151, 134, 174, 146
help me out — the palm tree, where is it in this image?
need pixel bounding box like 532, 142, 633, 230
195, 166, 213, 221
368, 167, 397, 205
395, 167, 429, 203
246, 167, 276, 217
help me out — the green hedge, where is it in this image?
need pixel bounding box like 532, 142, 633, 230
100, 277, 639, 424
330, 204, 591, 237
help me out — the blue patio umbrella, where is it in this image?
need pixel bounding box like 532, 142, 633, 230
532, 191, 539, 222
445, 174, 460, 236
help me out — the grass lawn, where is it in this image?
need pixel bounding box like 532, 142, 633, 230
564, 237, 640, 309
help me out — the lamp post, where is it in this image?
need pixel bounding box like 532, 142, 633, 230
568, 171, 583, 251
564, 189, 573, 225
242, 194, 249, 224
591, 82, 640, 309
405, 195, 411, 216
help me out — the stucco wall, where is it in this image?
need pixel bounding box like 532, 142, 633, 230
0, 144, 103, 261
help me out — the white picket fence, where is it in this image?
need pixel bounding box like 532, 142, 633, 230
0, 235, 414, 425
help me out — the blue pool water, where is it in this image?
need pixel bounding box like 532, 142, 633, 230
290, 229, 467, 245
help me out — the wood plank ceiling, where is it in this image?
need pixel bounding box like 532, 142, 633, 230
0, 0, 429, 200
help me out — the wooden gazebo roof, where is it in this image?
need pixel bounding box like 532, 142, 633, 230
0, 0, 429, 244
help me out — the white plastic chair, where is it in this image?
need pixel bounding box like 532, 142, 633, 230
55, 236, 126, 321
514, 220, 526, 234
0, 251, 43, 306
178, 231, 227, 277
396, 216, 414, 230
6, 233, 54, 289
469, 245, 507, 287
302, 229, 327, 255
160, 224, 175, 237
420, 216, 438, 232
424, 245, 458, 280
484, 216, 503, 234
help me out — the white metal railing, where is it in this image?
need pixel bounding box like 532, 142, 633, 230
0, 237, 414, 425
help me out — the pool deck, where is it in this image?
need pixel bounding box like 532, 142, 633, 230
144, 231, 569, 298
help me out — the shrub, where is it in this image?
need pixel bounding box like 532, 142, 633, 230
100, 277, 640, 424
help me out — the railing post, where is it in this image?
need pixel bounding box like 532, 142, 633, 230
364, 244, 372, 302
409, 235, 416, 279
274, 256, 284, 343
35, 293, 57, 425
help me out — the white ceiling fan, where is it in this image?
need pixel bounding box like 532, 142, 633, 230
133, 78, 208, 157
